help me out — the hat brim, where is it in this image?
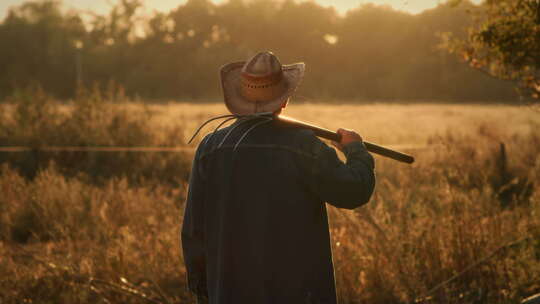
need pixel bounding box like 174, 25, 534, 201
220, 61, 305, 115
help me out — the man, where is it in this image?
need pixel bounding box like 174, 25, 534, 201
182, 51, 375, 304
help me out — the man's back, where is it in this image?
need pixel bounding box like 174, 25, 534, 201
182, 118, 375, 304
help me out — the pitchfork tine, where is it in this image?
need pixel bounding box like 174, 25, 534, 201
188, 114, 237, 144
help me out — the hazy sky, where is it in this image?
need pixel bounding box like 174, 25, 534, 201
1, 0, 481, 20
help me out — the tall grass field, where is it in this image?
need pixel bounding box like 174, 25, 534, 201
1, 88, 539, 303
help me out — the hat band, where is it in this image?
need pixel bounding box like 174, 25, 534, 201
240, 76, 287, 102
241, 78, 283, 89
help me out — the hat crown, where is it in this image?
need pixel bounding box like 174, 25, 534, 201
219, 51, 305, 115
241, 51, 282, 77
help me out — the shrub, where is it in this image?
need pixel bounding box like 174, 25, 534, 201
0, 86, 190, 185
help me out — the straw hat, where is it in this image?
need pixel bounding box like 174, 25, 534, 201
220, 51, 305, 115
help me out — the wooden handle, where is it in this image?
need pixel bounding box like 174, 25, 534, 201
276, 115, 415, 164
362, 142, 414, 164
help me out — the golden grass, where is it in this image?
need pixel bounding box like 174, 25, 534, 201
136, 102, 539, 148
1, 98, 540, 303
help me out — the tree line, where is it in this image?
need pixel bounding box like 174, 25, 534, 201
0, 0, 520, 101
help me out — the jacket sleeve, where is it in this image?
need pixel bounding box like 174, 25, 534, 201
181, 146, 208, 299
307, 138, 375, 209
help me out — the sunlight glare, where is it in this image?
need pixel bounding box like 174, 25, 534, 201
324, 34, 339, 45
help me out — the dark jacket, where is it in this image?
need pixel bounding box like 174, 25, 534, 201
182, 118, 375, 304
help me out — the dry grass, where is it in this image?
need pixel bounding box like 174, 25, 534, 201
0, 164, 189, 303
1, 93, 540, 303
140, 102, 539, 147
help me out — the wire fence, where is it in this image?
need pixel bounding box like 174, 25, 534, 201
0, 146, 196, 152
0, 144, 429, 153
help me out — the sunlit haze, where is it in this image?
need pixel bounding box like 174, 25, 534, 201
1, 0, 482, 20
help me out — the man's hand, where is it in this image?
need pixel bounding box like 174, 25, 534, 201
331, 128, 363, 152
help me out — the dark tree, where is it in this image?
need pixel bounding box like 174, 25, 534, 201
447, 0, 540, 100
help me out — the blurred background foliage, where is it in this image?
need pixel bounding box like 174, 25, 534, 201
0, 0, 530, 101
445, 0, 540, 100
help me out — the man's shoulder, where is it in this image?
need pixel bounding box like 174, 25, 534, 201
194, 120, 327, 158
267, 122, 329, 158
286, 128, 325, 151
